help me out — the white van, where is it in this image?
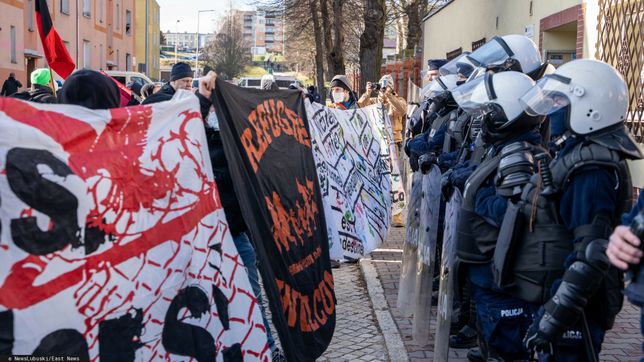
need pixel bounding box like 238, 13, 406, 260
105, 71, 153, 87
238, 77, 262, 89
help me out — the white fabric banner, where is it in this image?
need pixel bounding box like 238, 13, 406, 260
307, 102, 405, 260
0, 93, 268, 361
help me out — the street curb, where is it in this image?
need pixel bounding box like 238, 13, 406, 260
359, 257, 409, 362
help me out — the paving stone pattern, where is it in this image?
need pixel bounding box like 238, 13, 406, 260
371, 226, 643, 362
265, 263, 389, 361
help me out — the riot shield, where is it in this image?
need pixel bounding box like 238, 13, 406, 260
397, 171, 424, 316
434, 188, 463, 360
412, 165, 441, 346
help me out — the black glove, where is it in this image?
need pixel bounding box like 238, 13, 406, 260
440, 169, 454, 200
451, 165, 475, 191
418, 153, 438, 174
409, 154, 420, 172
524, 317, 554, 356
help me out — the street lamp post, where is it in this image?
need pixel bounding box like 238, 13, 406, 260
174, 20, 180, 64
196, 9, 216, 76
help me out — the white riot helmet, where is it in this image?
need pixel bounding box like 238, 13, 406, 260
439, 52, 476, 78
467, 35, 542, 76
520, 59, 628, 136
453, 71, 544, 141
420, 74, 459, 100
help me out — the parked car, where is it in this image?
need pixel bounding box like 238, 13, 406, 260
105, 71, 153, 87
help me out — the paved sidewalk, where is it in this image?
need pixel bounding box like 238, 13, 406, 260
320, 264, 389, 361
366, 226, 643, 361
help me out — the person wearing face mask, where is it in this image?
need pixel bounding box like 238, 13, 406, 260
451, 71, 549, 361
142, 62, 195, 105
328, 75, 357, 110
519, 59, 642, 362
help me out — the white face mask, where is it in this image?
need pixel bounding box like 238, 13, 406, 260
332, 91, 346, 103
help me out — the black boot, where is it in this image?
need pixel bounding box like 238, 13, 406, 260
449, 325, 478, 349
467, 348, 484, 362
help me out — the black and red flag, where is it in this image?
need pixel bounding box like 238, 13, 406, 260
35, 0, 75, 79
213, 80, 336, 362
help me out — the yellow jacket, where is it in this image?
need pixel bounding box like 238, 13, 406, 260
358, 92, 407, 143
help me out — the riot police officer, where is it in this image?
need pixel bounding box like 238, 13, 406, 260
520, 59, 643, 360
452, 70, 548, 361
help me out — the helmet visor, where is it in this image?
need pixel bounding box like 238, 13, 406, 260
451, 74, 493, 116
421, 78, 448, 99
519, 74, 572, 116
439, 52, 474, 77
467, 37, 513, 68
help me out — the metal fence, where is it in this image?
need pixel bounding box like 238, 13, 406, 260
597, 0, 644, 142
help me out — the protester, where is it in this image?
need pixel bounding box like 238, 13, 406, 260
11, 68, 56, 104
359, 74, 407, 227
328, 75, 358, 110
142, 62, 194, 105
144, 66, 286, 361
1, 72, 22, 96
521, 59, 643, 360
59, 69, 121, 109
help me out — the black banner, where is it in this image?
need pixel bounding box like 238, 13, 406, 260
213, 80, 336, 361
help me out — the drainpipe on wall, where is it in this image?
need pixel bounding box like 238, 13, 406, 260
76, 0, 80, 67
145, 0, 149, 76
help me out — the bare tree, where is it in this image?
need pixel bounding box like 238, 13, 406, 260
358, 0, 386, 92
202, 16, 246, 79
308, 0, 327, 97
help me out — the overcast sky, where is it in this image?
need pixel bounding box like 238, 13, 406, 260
157, 0, 254, 33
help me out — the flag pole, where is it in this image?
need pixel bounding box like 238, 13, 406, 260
48, 67, 57, 98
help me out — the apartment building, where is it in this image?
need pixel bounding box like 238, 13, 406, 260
0, 0, 136, 85
134, 0, 160, 79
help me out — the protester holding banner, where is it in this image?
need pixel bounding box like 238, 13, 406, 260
328, 75, 358, 110
58, 69, 121, 109
142, 62, 196, 105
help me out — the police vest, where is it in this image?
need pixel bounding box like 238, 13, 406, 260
454, 153, 502, 264
550, 140, 633, 329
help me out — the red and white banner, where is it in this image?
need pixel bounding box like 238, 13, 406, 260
0, 92, 269, 361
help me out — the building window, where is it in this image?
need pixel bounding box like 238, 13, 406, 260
63, 40, 71, 53
99, 0, 104, 23
10, 26, 17, 63
116, 49, 120, 68
28, 0, 34, 31
125, 10, 132, 35
60, 0, 69, 14
83, 0, 91, 17
83, 40, 91, 68
99, 43, 103, 70
115, 3, 120, 30
125, 53, 131, 71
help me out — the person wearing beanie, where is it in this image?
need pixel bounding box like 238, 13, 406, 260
59, 69, 121, 109
142, 62, 194, 105
11, 68, 56, 104
328, 75, 357, 109
260, 74, 279, 91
